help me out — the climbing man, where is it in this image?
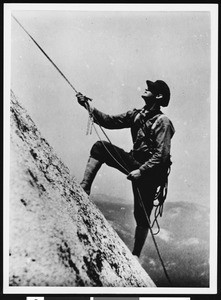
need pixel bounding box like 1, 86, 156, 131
76, 79, 175, 259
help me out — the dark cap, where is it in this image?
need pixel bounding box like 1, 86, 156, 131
146, 80, 170, 107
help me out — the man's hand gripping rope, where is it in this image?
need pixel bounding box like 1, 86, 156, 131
76, 92, 93, 109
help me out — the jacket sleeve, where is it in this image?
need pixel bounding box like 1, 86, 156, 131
139, 116, 175, 174
91, 107, 136, 129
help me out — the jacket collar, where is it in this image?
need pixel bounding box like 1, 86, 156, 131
141, 106, 162, 120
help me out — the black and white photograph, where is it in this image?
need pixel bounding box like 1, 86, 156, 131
3, 3, 218, 296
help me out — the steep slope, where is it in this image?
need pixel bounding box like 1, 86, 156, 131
9, 90, 155, 287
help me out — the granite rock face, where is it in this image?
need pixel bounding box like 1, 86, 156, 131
9, 90, 156, 287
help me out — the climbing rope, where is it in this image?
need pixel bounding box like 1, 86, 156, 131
12, 14, 92, 101
151, 166, 171, 235
12, 15, 172, 286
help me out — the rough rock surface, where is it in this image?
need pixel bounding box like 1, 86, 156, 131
9, 90, 156, 287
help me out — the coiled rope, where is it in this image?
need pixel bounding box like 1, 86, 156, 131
12, 15, 172, 286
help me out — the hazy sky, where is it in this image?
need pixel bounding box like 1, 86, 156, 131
8, 5, 217, 207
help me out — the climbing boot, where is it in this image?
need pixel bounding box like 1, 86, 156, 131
80, 157, 102, 195
132, 225, 149, 258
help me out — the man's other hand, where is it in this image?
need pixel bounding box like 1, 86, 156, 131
127, 169, 142, 181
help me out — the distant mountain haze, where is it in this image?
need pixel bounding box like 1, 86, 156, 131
92, 194, 210, 287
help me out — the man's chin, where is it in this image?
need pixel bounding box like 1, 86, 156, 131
141, 95, 148, 101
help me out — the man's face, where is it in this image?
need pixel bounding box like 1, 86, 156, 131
142, 88, 153, 99
141, 86, 155, 106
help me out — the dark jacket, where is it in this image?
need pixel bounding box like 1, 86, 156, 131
91, 106, 175, 175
